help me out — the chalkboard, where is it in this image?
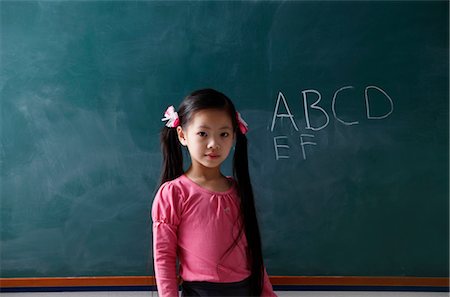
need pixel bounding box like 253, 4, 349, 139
1, 1, 448, 279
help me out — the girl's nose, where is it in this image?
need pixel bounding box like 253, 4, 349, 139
207, 139, 220, 150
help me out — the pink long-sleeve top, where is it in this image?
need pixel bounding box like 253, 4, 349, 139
152, 174, 277, 297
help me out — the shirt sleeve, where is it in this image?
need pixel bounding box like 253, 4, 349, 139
152, 182, 183, 297
261, 267, 278, 297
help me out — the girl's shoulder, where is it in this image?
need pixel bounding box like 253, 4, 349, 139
153, 175, 188, 213
152, 176, 187, 224
156, 175, 186, 196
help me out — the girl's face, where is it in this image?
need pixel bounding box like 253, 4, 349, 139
177, 109, 235, 172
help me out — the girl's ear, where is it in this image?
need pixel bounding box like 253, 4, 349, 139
177, 126, 187, 146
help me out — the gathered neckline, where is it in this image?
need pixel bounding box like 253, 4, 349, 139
180, 174, 235, 195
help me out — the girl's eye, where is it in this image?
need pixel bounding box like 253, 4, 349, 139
197, 132, 207, 137
221, 132, 229, 137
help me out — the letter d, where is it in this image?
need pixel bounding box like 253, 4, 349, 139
365, 86, 394, 120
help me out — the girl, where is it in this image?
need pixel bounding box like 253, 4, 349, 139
152, 88, 277, 297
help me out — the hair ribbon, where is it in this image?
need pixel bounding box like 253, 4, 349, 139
236, 112, 248, 134
162, 106, 180, 128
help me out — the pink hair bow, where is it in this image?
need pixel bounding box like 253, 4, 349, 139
161, 106, 180, 128
236, 112, 248, 134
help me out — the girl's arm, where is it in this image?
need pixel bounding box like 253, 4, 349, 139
262, 267, 278, 297
153, 221, 179, 297
152, 183, 183, 297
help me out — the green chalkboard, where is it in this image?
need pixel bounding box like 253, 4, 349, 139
1, 1, 448, 278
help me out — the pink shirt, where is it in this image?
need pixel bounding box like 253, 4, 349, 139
152, 174, 277, 297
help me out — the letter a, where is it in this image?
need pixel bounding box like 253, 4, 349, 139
271, 91, 299, 132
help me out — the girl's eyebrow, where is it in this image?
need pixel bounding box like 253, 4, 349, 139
197, 125, 232, 130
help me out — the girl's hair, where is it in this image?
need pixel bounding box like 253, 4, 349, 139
159, 88, 264, 296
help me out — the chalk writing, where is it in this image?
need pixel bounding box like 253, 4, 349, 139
300, 134, 316, 160
271, 91, 299, 132
273, 136, 290, 160
270, 85, 394, 160
365, 85, 394, 119
302, 90, 330, 131
332, 86, 359, 126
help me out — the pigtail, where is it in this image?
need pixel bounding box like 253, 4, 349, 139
233, 130, 264, 296
159, 127, 183, 187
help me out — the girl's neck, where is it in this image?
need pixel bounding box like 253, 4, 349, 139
185, 165, 224, 181
185, 166, 231, 193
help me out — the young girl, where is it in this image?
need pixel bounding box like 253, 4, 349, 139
152, 88, 277, 297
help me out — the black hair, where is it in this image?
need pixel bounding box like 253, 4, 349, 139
158, 88, 264, 296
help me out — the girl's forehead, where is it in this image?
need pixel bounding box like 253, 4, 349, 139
189, 109, 233, 126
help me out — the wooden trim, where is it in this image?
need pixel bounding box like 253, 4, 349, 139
0, 276, 155, 288
269, 276, 449, 287
1, 276, 448, 288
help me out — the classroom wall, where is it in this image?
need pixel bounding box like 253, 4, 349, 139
1, 0, 448, 292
